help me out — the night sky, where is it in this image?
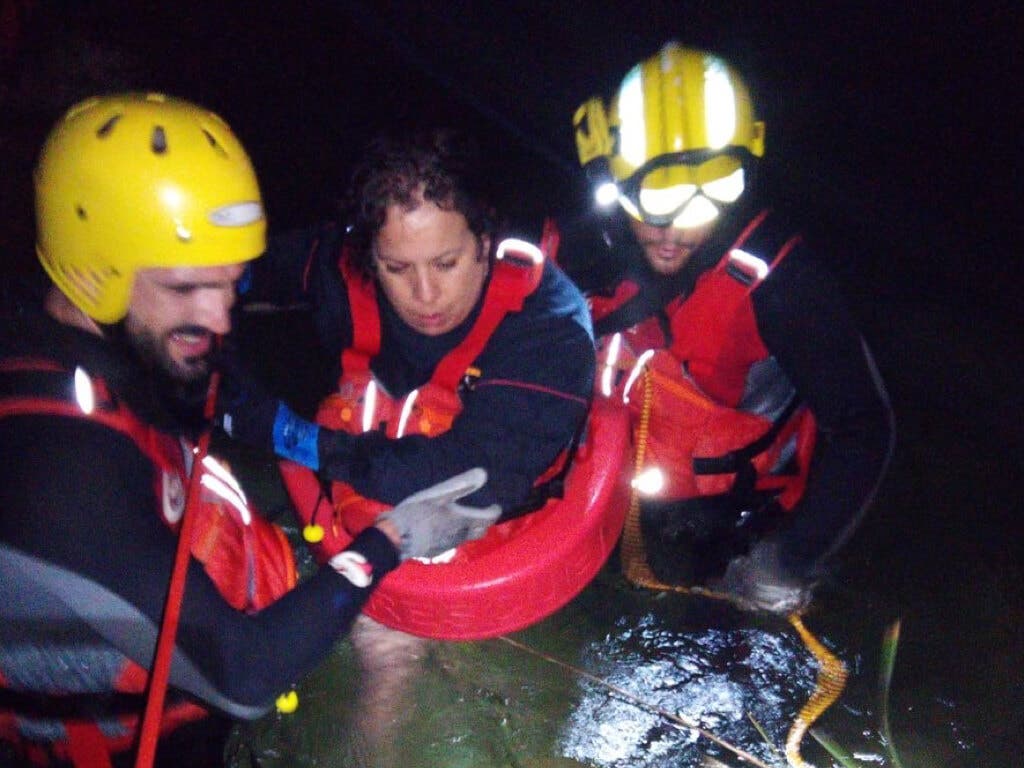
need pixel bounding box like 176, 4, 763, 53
3, 1, 1019, 307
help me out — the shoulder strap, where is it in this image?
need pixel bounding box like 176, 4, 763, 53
430, 239, 545, 391
0, 543, 266, 720
539, 217, 561, 262
721, 207, 803, 285
592, 280, 666, 338
0, 357, 169, 467
339, 248, 381, 376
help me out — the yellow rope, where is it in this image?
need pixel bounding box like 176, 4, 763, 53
784, 613, 848, 767
617, 369, 743, 601
619, 368, 679, 590
615, 368, 848, 766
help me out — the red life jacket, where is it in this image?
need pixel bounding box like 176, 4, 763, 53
0, 357, 296, 766
590, 210, 817, 511
294, 240, 548, 561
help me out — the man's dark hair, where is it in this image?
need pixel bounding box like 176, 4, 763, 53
343, 128, 496, 279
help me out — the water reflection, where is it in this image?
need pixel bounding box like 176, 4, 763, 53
554, 589, 816, 767
221, 453, 990, 768
225, 572, 863, 768
558, 625, 813, 766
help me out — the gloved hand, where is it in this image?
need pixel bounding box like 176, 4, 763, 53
216, 346, 321, 469
714, 539, 813, 615
375, 468, 501, 561
216, 342, 277, 443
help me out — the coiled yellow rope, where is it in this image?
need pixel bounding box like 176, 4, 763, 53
617, 368, 848, 766
619, 369, 665, 589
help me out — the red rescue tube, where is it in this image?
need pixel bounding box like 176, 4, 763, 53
279, 400, 632, 640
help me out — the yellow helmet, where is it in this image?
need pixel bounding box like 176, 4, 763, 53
574, 42, 765, 228
35, 92, 266, 323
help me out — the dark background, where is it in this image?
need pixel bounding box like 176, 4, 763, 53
2, 1, 1022, 760
3, 1, 1020, 308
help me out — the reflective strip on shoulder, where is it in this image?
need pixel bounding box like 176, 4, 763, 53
725, 248, 770, 286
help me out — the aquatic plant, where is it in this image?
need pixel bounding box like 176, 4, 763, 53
809, 619, 905, 768
877, 620, 905, 768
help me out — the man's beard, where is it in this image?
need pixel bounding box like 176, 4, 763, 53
106, 320, 214, 433
130, 322, 212, 385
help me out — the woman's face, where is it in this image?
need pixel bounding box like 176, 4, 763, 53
373, 194, 489, 336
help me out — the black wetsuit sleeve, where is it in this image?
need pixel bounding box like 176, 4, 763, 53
752, 250, 895, 578
318, 269, 596, 512
0, 416, 398, 713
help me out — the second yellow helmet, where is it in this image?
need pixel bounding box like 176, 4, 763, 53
574, 42, 765, 228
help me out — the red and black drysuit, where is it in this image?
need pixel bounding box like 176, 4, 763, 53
557, 202, 895, 585
0, 297, 399, 766
240, 223, 595, 519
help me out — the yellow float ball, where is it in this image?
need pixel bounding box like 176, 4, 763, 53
275, 690, 299, 714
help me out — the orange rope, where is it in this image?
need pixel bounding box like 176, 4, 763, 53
784, 613, 848, 767
619, 369, 677, 589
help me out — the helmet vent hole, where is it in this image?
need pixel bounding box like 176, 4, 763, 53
96, 115, 121, 138
75, 205, 87, 221
151, 126, 168, 154
201, 128, 228, 158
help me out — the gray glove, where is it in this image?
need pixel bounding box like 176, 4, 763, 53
377, 469, 501, 561
715, 539, 813, 615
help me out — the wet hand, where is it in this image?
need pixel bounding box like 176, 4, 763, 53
715, 539, 813, 615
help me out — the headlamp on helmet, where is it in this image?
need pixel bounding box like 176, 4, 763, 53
574, 43, 764, 229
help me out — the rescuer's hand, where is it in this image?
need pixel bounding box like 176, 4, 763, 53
376, 469, 501, 561
716, 539, 813, 615
217, 347, 321, 468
